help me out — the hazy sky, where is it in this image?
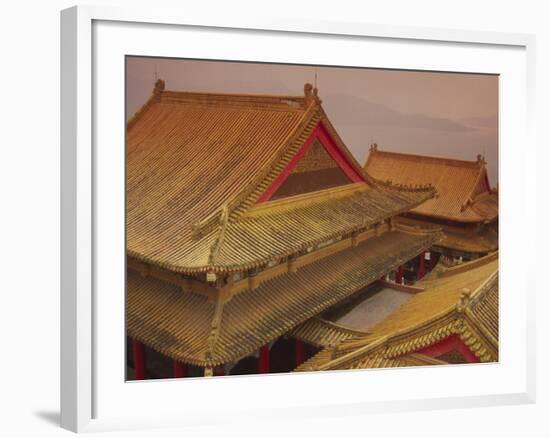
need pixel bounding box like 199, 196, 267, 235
126, 57, 499, 184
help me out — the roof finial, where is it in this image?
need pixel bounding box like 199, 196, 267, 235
476, 153, 485, 165
370, 143, 378, 152
153, 78, 165, 97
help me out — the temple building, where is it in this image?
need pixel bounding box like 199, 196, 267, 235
295, 252, 498, 371
125, 80, 443, 379
364, 145, 498, 262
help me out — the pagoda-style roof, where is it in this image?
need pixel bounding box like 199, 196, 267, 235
296, 253, 498, 371
397, 216, 498, 256
127, 229, 442, 367
364, 145, 498, 223
291, 316, 365, 348
127, 81, 435, 274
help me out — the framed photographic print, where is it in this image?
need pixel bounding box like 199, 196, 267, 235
61, 5, 536, 433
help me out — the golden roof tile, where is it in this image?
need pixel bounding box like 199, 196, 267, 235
290, 317, 366, 348
127, 84, 435, 274
127, 85, 313, 272
205, 184, 433, 272
364, 146, 497, 223
397, 216, 498, 255
296, 254, 498, 371
127, 230, 440, 367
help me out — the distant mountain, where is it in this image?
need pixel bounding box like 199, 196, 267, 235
322, 94, 476, 133
460, 114, 498, 128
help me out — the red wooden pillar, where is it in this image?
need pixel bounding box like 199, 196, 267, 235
295, 339, 305, 367
259, 345, 270, 373
173, 360, 187, 378
395, 265, 404, 284
214, 366, 225, 376
132, 339, 146, 380
418, 252, 425, 280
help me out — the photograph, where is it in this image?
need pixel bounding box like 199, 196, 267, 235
2, 0, 545, 435
125, 57, 499, 379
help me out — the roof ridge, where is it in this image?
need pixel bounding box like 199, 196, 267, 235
316, 108, 377, 185
367, 145, 486, 169
467, 268, 499, 305
127, 79, 309, 132
161, 89, 306, 103
463, 276, 499, 351
316, 335, 390, 371
204, 297, 226, 363
207, 204, 230, 266
312, 316, 372, 337
439, 251, 498, 277
462, 166, 490, 211
370, 175, 437, 195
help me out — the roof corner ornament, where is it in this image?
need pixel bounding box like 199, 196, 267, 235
457, 288, 471, 312
476, 153, 486, 165
460, 197, 473, 212
370, 143, 378, 152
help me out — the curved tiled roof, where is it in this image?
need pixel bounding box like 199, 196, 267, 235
396, 216, 498, 255
127, 82, 435, 273
127, 230, 441, 367
290, 317, 366, 348
364, 146, 498, 223
470, 191, 499, 220
127, 82, 313, 271
205, 184, 432, 272
296, 254, 498, 371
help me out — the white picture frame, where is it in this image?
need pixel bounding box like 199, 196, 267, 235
60, 4, 536, 433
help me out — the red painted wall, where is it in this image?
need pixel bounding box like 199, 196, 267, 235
415, 334, 480, 363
